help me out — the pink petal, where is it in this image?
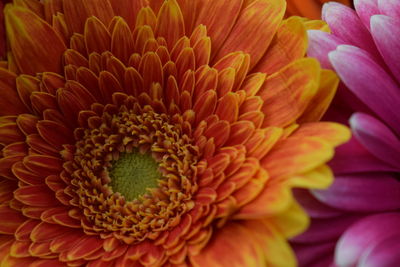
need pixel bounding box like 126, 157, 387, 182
322, 2, 380, 58
358, 234, 400, 267
292, 242, 335, 267
312, 173, 400, 212
378, 0, 400, 19
370, 15, 400, 83
307, 30, 343, 69
291, 215, 364, 243
329, 45, 400, 135
335, 213, 400, 267
354, 0, 380, 30
329, 136, 399, 174
294, 189, 344, 219
350, 113, 400, 169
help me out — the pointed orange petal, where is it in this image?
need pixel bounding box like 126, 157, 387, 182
215, 93, 239, 123
112, 0, 146, 29
155, 0, 185, 49
65, 236, 104, 261
84, 16, 111, 54
196, 0, 243, 58
298, 69, 339, 123
111, 17, 134, 64
254, 16, 307, 74
213, 52, 250, 90
99, 71, 123, 103
5, 5, 66, 75
14, 184, 57, 207
291, 122, 351, 147
135, 6, 157, 30
193, 90, 217, 125
0, 205, 26, 234
138, 52, 163, 92
0, 68, 29, 115
261, 136, 333, 180
31, 222, 71, 242
23, 155, 63, 176
190, 221, 266, 267
234, 180, 292, 219
215, 0, 286, 68
258, 58, 320, 127
63, 0, 113, 35
0, 122, 25, 145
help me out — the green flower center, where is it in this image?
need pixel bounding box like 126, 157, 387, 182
109, 151, 161, 201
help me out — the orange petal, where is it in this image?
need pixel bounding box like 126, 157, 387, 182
291, 122, 351, 147
258, 58, 320, 127
234, 180, 292, 219
215, 93, 239, 123
31, 222, 71, 242
155, 0, 185, 49
84, 16, 111, 54
261, 136, 333, 180
5, 5, 66, 75
196, 0, 243, 58
65, 236, 104, 261
110, 0, 145, 30
111, 18, 134, 64
298, 69, 339, 123
213, 52, 250, 91
0, 205, 26, 234
255, 16, 307, 74
193, 90, 217, 125
23, 155, 63, 176
139, 52, 163, 92
215, 0, 286, 68
63, 0, 113, 35
0, 122, 25, 145
14, 184, 57, 207
189, 221, 266, 267
37, 120, 74, 150
0, 68, 29, 115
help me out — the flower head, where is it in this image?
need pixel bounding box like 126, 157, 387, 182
0, 0, 349, 266
293, 0, 400, 266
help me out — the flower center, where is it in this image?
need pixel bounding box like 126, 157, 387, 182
109, 151, 161, 201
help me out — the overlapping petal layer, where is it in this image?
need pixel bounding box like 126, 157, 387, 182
0, 0, 349, 266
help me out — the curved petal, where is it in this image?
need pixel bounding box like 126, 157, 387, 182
323, 2, 380, 58
307, 30, 343, 70
312, 173, 400, 212
335, 213, 400, 267
370, 15, 400, 83
329, 136, 398, 174
5, 5, 66, 75
378, 0, 400, 19
329, 45, 400, 135
354, 0, 380, 30
358, 234, 400, 267
215, 0, 285, 69
350, 113, 400, 169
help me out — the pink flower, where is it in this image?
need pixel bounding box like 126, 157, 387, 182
291, 0, 400, 266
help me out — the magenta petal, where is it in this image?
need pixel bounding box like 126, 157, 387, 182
291, 215, 364, 243
354, 0, 380, 30
307, 30, 343, 69
322, 2, 380, 58
294, 189, 344, 219
293, 242, 336, 267
378, 0, 400, 19
358, 234, 400, 267
329, 45, 400, 135
329, 135, 399, 174
335, 213, 400, 267
312, 173, 400, 212
350, 113, 400, 169
370, 15, 400, 83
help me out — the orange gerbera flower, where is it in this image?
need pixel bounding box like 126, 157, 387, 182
286, 0, 352, 19
0, 0, 349, 266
